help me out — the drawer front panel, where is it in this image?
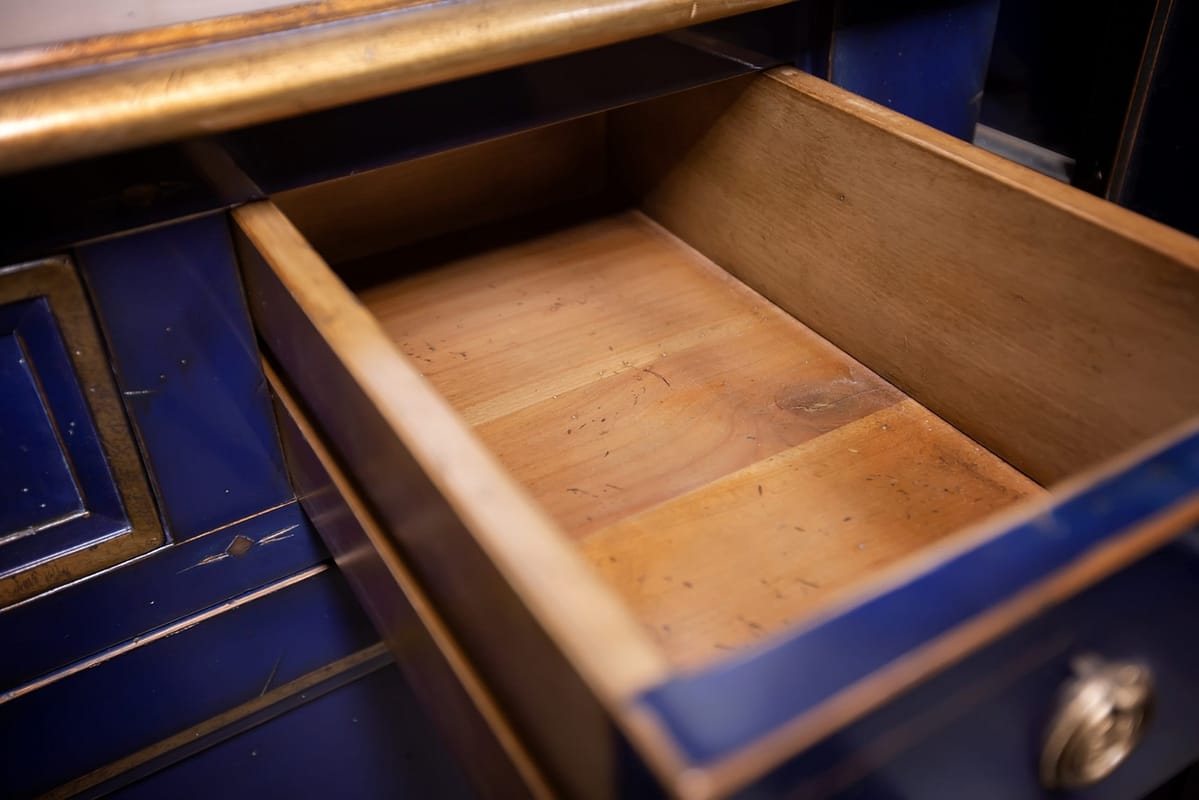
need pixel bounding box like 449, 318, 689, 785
638, 426, 1199, 766
0, 501, 326, 690
0, 566, 378, 798
102, 661, 478, 800
734, 534, 1199, 799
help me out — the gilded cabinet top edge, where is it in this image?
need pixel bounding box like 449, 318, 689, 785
0, 0, 790, 174
0, 0, 433, 78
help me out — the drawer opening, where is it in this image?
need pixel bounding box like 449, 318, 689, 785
270, 70, 1199, 671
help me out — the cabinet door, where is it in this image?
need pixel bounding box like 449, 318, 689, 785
0, 256, 161, 605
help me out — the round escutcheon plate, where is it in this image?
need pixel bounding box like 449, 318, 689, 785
1041, 654, 1154, 790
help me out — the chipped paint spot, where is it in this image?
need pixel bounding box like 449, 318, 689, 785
226, 535, 254, 557
177, 533, 255, 572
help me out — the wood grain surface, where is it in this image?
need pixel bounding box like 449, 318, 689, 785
236, 202, 670, 798
253, 66, 1199, 790
359, 211, 1041, 667
611, 68, 1199, 487
277, 118, 607, 265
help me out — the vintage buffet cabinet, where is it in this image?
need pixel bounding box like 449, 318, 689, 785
1, 1, 1197, 798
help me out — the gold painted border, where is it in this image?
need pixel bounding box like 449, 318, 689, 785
0, 256, 164, 605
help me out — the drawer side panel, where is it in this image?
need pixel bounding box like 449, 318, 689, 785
234, 213, 623, 799
269, 369, 548, 799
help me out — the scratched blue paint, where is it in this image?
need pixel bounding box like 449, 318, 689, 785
639, 426, 1199, 765
0, 567, 379, 798
829, 0, 1001, 139
76, 213, 292, 540
0, 501, 328, 689
0, 297, 131, 568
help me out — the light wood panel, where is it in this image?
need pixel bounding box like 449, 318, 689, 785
611, 68, 1199, 486
701, 418, 1199, 798
361, 212, 906, 535
276, 117, 607, 265
583, 399, 1041, 667
359, 210, 1041, 667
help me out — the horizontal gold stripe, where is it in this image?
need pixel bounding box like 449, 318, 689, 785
42, 641, 389, 800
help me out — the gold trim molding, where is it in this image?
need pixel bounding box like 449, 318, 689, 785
0, 0, 787, 174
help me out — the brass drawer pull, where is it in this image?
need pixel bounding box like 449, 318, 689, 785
1041, 655, 1154, 789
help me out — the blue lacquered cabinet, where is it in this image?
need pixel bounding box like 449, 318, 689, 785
1, 2, 1197, 799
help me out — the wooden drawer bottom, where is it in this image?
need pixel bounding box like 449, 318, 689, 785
354, 208, 1040, 669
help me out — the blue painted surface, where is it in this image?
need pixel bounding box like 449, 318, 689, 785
104, 664, 478, 800
0, 566, 380, 798
0, 297, 129, 567
736, 534, 1199, 799
74, 644, 396, 798
0, 501, 327, 689
76, 213, 292, 540
640, 426, 1199, 765
0, 326, 82, 530
829, 0, 1001, 139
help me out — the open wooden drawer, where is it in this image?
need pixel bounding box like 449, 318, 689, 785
233, 67, 1199, 798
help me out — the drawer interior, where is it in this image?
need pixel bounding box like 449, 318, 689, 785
273, 70, 1199, 670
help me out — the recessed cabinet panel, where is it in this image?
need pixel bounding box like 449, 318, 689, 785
0, 315, 86, 531
0, 257, 162, 606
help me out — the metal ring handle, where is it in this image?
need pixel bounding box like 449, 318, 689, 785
1041, 654, 1154, 790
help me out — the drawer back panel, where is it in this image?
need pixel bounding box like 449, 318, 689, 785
276, 116, 606, 265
